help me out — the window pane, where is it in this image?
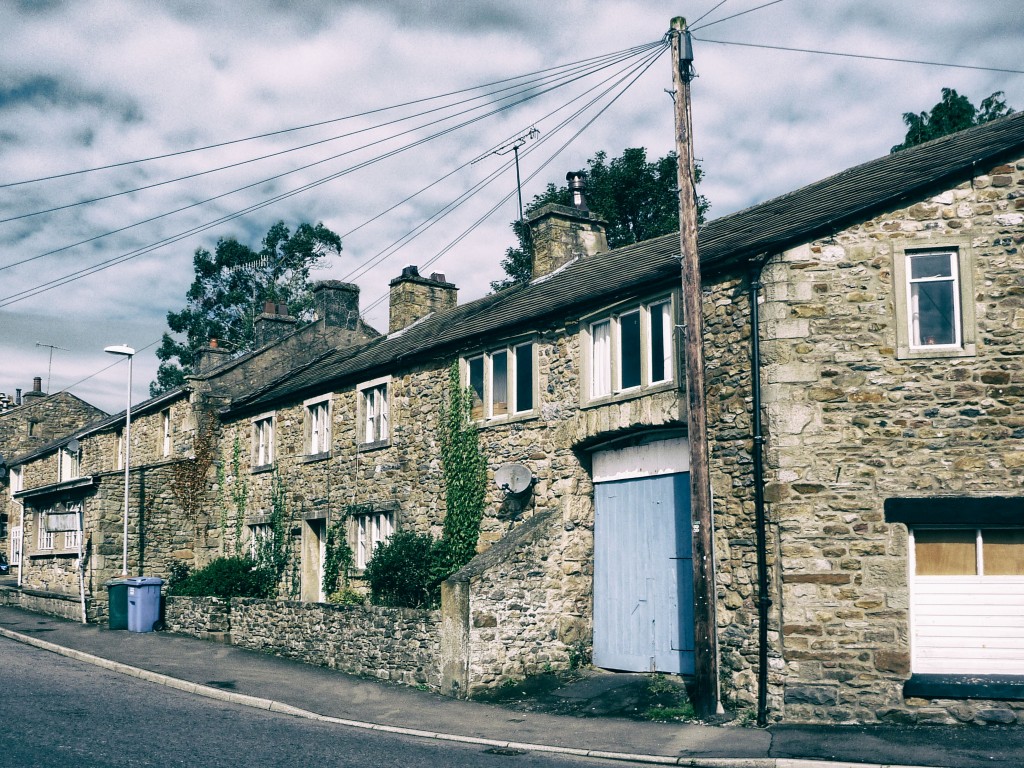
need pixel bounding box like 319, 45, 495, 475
491, 350, 508, 416
591, 321, 611, 397
915, 529, 977, 575
983, 530, 1024, 576
650, 302, 671, 383
468, 357, 485, 419
910, 253, 952, 280
620, 311, 641, 389
379, 386, 389, 440
912, 281, 956, 346
514, 343, 533, 412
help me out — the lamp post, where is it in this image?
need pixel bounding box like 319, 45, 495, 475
104, 344, 134, 576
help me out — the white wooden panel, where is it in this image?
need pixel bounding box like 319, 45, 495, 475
912, 576, 1024, 674
593, 438, 689, 483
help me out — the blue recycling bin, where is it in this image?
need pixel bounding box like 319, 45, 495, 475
125, 577, 163, 633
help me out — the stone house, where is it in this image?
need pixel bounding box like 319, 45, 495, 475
213, 111, 1024, 725
2, 280, 378, 620
0, 378, 107, 577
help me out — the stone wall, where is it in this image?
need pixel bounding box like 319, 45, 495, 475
758, 158, 1024, 723
229, 598, 440, 686
165, 595, 231, 640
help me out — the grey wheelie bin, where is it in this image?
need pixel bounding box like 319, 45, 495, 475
125, 576, 164, 632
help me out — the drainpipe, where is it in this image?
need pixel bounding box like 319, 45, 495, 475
749, 257, 771, 727
16, 497, 25, 587
78, 505, 87, 624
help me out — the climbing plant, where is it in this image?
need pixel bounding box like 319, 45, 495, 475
437, 362, 487, 574
253, 473, 291, 589
230, 434, 248, 554
322, 508, 354, 597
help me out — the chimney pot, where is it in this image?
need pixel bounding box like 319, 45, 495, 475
566, 171, 590, 212
16, 388, 22, 406
33, 377, 42, 393
401, 265, 420, 279
276, 303, 288, 316
429, 272, 446, 283
263, 301, 276, 315
210, 338, 218, 349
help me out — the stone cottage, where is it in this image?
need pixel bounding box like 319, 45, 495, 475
214, 111, 1024, 725
4, 111, 1023, 726
0, 378, 107, 579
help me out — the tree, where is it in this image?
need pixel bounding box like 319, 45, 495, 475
151, 221, 341, 395
891, 88, 1014, 152
492, 147, 709, 290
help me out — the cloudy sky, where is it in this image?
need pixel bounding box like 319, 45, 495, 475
2, 0, 1022, 414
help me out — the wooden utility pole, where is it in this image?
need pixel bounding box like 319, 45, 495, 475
671, 16, 719, 718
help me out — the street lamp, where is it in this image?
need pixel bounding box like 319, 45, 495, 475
104, 344, 134, 576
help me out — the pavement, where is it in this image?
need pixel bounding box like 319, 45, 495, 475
0, 603, 1021, 768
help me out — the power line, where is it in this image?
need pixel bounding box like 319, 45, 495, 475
1, 43, 661, 225
693, 36, 1024, 75
691, 0, 788, 31
0, 41, 662, 190
0, 45, 666, 307
690, 0, 730, 28
0, 44, 656, 274
361, 44, 668, 315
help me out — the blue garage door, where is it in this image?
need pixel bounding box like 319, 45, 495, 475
593, 472, 694, 674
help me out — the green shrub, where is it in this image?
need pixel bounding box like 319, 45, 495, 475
364, 532, 442, 608
166, 561, 192, 593
327, 586, 366, 606
167, 556, 275, 598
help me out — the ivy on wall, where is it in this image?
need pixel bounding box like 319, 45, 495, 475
322, 509, 354, 597
437, 362, 487, 574
169, 414, 216, 540
230, 435, 248, 554
254, 473, 291, 587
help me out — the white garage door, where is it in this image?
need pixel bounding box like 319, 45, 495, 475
911, 528, 1024, 675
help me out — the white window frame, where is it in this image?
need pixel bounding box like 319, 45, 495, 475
9, 466, 22, 497
907, 251, 961, 350
464, 341, 537, 422
58, 446, 81, 482
64, 502, 83, 550
893, 243, 976, 360
355, 510, 394, 569
303, 394, 333, 456
251, 413, 276, 468
37, 512, 54, 551
357, 376, 391, 445
10, 526, 22, 566
161, 409, 172, 457
248, 522, 273, 560
586, 295, 676, 402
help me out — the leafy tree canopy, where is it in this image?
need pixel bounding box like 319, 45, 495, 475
891, 88, 1014, 152
493, 147, 708, 290
151, 221, 341, 396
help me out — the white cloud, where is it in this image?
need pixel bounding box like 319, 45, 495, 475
1, 0, 1022, 412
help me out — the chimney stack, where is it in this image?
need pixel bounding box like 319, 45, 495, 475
254, 302, 298, 347
194, 338, 232, 373
527, 171, 607, 280
389, 266, 457, 333
16, 388, 22, 406
23, 377, 45, 400
312, 280, 361, 330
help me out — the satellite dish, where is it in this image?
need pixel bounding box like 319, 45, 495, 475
495, 463, 532, 494
66, 439, 81, 453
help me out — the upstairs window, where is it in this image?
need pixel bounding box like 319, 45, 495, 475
466, 342, 535, 421
588, 297, 674, 400
304, 395, 332, 456
252, 415, 275, 468
161, 409, 172, 457
9, 466, 23, 497
908, 251, 960, 348
894, 244, 975, 360
358, 378, 390, 445
58, 445, 81, 482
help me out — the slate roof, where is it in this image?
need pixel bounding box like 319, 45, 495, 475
230, 112, 1024, 413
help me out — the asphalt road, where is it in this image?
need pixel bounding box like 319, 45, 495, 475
0, 638, 617, 768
